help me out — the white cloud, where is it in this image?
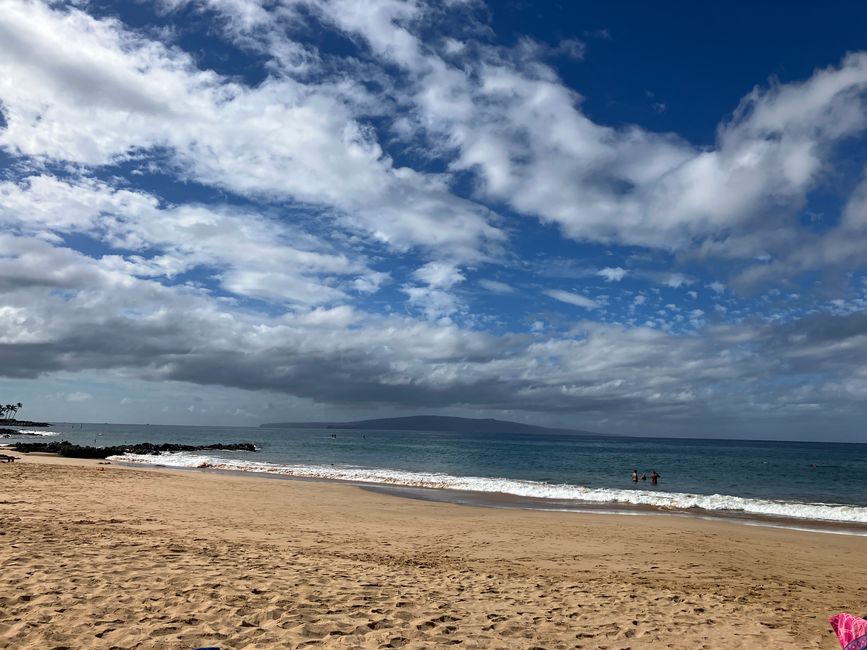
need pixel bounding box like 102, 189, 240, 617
1, 0, 867, 438
730, 171, 867, 286
597, 267, 627, 282
661, 273, 693, 289
9, 0, 865, 278
402, 286, 463, 321
306, 2, 867, 264
0, 174, 378, 305
401, 261, 468, 320
1, 227, 867, 436
479, 279, 514, 294
66, 391, 92, 402
0, 0, 505, 263
543, 289, 598, 309
554, 38, 586, 60
412, 261, 465, 289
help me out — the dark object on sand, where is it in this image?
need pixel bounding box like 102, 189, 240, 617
12, 440, 257, 459
0, 454, 17, 462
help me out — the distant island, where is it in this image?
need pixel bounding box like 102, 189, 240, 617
260, 415, 599, 436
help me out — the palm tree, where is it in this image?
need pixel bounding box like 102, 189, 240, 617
14, 402, 22, 420
2, 403, 21, 421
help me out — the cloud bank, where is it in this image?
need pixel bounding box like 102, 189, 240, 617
1, 0, 866, 438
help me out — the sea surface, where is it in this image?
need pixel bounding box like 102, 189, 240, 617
6, 422, 867, 531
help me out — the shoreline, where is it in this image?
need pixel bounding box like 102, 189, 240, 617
3, 453, 866, 648
361, 483, 867, 537
10, 450, 867, 536
106, 451, 867, 533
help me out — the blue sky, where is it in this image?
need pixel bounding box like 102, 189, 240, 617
1, 0, 867, 440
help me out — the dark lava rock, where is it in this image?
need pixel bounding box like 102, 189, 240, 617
12, 440, 257, 459
3, 420, 51, 427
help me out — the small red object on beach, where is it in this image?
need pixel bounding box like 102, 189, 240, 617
829, 613, 867, 649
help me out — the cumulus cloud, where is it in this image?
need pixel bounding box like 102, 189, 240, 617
2, 255, 866, 435
597, 267, 627, 282
412, 261, 465, 289
660, 273, 694, 289
6, 0, 867, 276
0, 0, 505, 263
729, 171, 867, 287
297, 0, 867, 275
0, 174, 379, 305
0, 210, 866, 436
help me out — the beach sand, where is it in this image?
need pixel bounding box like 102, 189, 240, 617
1, 455, 865, 649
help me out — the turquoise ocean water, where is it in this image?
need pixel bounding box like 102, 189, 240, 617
6, 423, 867, 530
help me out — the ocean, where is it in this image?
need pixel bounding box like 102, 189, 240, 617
6, 422, 867, 531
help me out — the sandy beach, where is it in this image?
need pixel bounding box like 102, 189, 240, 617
1, 455, 865, 649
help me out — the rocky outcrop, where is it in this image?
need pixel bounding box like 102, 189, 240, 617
2, 420, 51, 427
0, 429, 51, 438
12, 440, 257, 459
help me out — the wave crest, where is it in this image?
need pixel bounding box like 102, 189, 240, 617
111, 452, 867, 525
0, 429, 59, 437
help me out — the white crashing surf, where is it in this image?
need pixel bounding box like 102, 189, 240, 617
111, 452, 867, 525
0, 429, 59, 437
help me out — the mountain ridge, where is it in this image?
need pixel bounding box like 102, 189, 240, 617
260, 415, 599, 436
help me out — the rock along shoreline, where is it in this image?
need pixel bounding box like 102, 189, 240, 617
11, 440, 257, 459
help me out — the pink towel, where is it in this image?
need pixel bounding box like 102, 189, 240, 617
829, 613, 867, 649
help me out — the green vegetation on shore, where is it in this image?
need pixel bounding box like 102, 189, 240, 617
1, 402, 23, 421
0, 401, 51, 428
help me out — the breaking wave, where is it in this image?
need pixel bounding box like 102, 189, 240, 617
111, 452, 867, 525
0, 429, 59, 438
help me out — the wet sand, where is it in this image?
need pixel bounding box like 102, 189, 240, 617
1, 454, 865, 648
362, 483, 867, 537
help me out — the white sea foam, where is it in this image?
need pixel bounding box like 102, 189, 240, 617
0, 428, 59, 437
111, 452, 867, 525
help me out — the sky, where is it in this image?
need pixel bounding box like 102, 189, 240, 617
1, 1, 867, 441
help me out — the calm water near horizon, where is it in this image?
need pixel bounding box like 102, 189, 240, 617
6, 422, 867, 529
